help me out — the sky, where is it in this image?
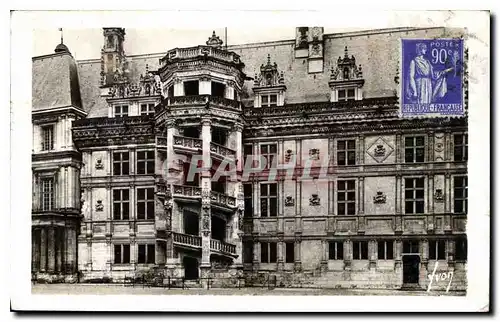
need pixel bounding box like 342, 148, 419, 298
32, 27, 356, 60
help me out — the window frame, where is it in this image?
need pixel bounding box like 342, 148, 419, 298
113, 151, 130, 176
404, 177, 425, 214
429, 240, 446, 260
136, 150, 155, 175
377, 240, 394, 260
404, 135, 426, 163
453, 133, 468, 162
137, 187, 155, 220
114, 244, 131, 264
285, 242, 295, 263
353, 241, 369, 260
40, 177, 55, 211
260, 183, 278, 217
260, 242, 277, 264
259, 143, 277, 170
328, 241, 344, 260
261, 94, 278, 107
337, 139, 356, 166
114, 104, 129, 118
337, 88, 356, 102
337, 179, 356, 216
41, 124, 55, 151
140, 102, 156, 116
453, 175, 468, 214
113, 188, 130, 220
137, 244, 155, 264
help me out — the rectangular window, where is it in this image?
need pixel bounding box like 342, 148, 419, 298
261, 94, 278, 107
243, 241, 254, 264
404, 136, 425, 163
338, 89, 355, 101
137, 244, 155, 264
260, 143, 277, 169
328, 241, 344, 260
405, 177, 425, 214
113, 152, 130, 176
455, 237, 467, 261
347, 88, 355, 100
260, 183, 278, 217
114, 105, 129, 118
167, 85, 174, 98
454, 176, 468, 214
41, 177, 54, 211
285, 242, 295, 263
184, 80, 199, 96
114, 244, 130, 264
140, 103, 155, 116
113, 189, 130, 220
260, 242, 277, 263
453, 134, 468, 162
137, 188, 154, 220
137, 150, 155, 175
429, 240, 446, 260
403, 240, 420, 254
243, 184, 253, 218
353, 241, 368, 260
337, 139, 356, 166
377, 241, 394, 260
41, 125, 54, 151
337, 180, 356, 215
211, 81, 226, 98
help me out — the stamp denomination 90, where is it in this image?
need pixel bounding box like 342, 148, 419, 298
401, 38, 464, 117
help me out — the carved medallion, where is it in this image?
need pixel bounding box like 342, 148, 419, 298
373, 192, 387, 204
367, 137, 394, 163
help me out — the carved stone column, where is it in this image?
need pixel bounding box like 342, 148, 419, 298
200, 117, 212, 274
277, 233, 284, 272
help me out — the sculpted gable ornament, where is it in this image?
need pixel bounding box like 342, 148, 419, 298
254, 54, 285, 88
206, 31, 224, 48
328, 46, 365, 102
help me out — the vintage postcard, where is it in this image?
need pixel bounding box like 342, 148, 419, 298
9, 9, 490, 312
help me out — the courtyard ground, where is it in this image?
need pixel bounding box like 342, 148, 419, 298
31, 283, 466, 296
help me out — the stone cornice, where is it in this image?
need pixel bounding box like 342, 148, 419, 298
72, 115, 155, 148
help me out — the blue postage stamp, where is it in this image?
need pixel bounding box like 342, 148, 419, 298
401, 38, 464, 117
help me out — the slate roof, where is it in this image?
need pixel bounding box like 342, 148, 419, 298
38, 27, 464, 117
32, 51, 83, 111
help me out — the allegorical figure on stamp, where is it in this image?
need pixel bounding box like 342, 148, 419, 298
406, 42, 456, 104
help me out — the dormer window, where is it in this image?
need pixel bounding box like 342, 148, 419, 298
114, 105, 129, 117
338, 89, 356, 102
253, 54, 286, 108
328, 46, 365, 103
140, 103, 155, 116
261, 94, 277, 107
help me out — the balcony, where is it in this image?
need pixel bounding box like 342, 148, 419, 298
172, 232, 238, 258
210, 191, 237, 212
172, 232, 202, 249
210, 142, 236, 161
166, 95, 242, 111
160, 46, 243, 69
172, 135, 202, 155
210, 239, 237, 257
172, 184, 202, 203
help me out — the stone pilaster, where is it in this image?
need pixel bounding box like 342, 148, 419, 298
47, 227, 56, 272
200, 117, 212, 272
